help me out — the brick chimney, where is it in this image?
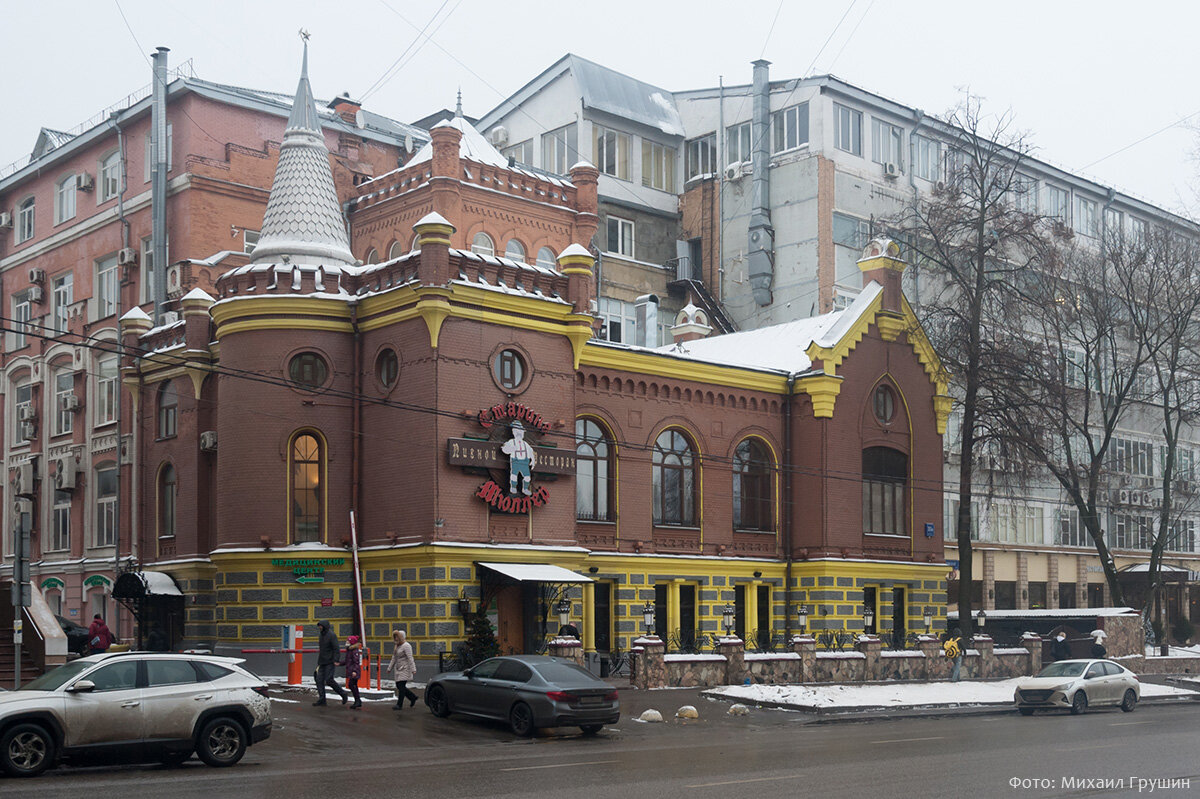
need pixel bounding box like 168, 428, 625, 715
857, 238, 906, 314
429, 122, 464, 227
413, 212, 455, 286
568, 161, 600, 247
328, 93, 362, 124
670, 302, 712, 344
557, 243, 594, 315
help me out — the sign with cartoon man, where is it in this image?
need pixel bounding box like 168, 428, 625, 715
501, 420, 537, 495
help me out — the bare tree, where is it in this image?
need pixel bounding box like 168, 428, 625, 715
895, 97, 1044, 634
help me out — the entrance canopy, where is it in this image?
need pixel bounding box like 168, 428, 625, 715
476, 562, 593, 584
113, 571, 183, 599
1117, 563, 1194, 582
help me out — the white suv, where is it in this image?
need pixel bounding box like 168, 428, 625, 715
0, 652, 271, 777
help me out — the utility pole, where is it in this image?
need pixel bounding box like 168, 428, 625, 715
11, 510, 31, 689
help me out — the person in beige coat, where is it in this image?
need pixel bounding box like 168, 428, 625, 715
387, 629, 419, 710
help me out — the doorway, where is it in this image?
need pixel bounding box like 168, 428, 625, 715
892, 586, 906, 646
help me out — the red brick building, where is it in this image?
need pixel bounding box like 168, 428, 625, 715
118, 50, 952, 671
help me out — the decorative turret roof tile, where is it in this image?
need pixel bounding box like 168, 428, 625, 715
249, 41, 355, 269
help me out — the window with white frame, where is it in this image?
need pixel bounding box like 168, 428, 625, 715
243, 229, 259, 254
96, 356, 118, 427
606, 216, 634, 257
832, 213, 871, 249
1012, 174, 1038, 212
1046, 186, 1069, 222
143, 124, 174, 180
16, 197, 35, 243
54, 370, 74, 436
141, 235, 170, 305
541, 124, 577, 174
597, 297, 637, 344
771, 103, 809, 154
1057, 507, 1088, 547
96, 255, 119, 319
1130, 217, 1148, 246
50, 489, 71, 552
54, 175, 76, 224
834, 104, 862, 156
685, 134, 717, 180
99, 150, 122, 201
501, 139, 533, 165
1168, 519, 1196, 552
470, 232, 494, 257
52, 273, 73, 333
1110, 437, 1155, 476
1075, 196, 1099, 238
593, 125, 630, 180
641, 140, 675, 191
11, 291, 32, 350
1103, 207, 1123, 242
944, 498, 980, 540
991, 502, 1044, 544
95, 466, 117, 547
871, 118, 903, 168
536, 247, 556, 269
1112, 513, 1152, 550
726, 121, 751, 164
912, 135, 940, 181
13, 383, 33, 443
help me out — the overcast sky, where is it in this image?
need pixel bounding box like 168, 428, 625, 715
4, 1, 1198, 217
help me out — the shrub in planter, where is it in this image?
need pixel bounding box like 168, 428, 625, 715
1171, 617, 1194, 646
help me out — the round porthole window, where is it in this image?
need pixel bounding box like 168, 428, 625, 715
288, 352, 329, 389
874, 385, 895, 424
376, 349, 399, 389
493, 349, 526, 391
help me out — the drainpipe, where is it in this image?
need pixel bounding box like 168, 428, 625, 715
717, 76, 725, 303
151, 47, 169, 323
351, 301, 362, 534
747, 60, 774, 306
784, 374, 795, 640
907, 108, 925, 306
111, 111, 129, 640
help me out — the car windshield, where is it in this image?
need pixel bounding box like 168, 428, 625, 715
19, 660, 95, 691
1035, 661, 1086, 678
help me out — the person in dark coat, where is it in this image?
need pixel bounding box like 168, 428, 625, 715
313, 620, 348, 706
344, 635, 363, 709
88, 615, 113, 655
1051, 631, 1072, 661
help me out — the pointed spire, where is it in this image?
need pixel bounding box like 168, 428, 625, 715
250, 37, 355, 269
455, 87, 463, 118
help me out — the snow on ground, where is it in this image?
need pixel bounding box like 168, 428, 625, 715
708, 678, 1199, 709
1144, 644, 1200, 658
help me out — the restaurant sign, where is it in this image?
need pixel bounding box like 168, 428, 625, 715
272, 558, 344, 584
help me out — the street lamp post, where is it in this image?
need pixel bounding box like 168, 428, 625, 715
923, 609, 933, 634
556, 597, 571, 632
722, 603, 735, 636
641, 601, 655, 636
863, 604, 875, 634
797, 604, 808, 633
976, 609, 987, 630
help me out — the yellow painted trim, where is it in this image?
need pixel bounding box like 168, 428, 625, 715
797, 374, 842, 418
580, 345, 789, 393
582, 582, 595, 651
217, 318, 354, 338
560, 266, 593, 276
933, 394, 953, 436
415, 288, 453, 349
857, 254, 906, 273
900, 294, 951, 394
558, 252, 594, 271
874, 312, 907, 342
183, 364, 211, 400
210, 296, 353, 327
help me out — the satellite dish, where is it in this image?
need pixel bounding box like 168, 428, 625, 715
354, 109, 365, 129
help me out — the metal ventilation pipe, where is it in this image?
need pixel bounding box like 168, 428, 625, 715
747, 59, 774, 306
151, 46, 170, 322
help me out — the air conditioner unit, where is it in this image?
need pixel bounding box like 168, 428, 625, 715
1118, 489, 1130, 505
76, 172, 95, 192
200, 430, 218, 452
19, 422, 36, 442
1120, 474, 1133, 486
161, 310, 180, 325
934, 180, 947, 192
53, 457, 76, 490
28, 267, 45, 284
1130, 491, 1141, 506
0, 211, 11, 229
27, 286, 44, 303
724, 162, 745, 181
117, 247, 138, 266
1142, 491, 1152, 505
63, 394, 80, 412
13, 461, 36, 498
166, 263, 182, 295
487, 125, 509, 147
18, 406, 37, 422
883, 162, 899, 179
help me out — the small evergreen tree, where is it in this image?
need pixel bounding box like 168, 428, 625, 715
462, 614, 499, 666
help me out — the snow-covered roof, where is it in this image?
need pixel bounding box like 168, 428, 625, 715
408, 115, 509, 169
475, 562, 593, 583
649, 282, 882, 375
948, 607, 1139, 619
572, 54, 684, 136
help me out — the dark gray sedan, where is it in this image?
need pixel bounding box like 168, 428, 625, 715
424, 655, 619, 736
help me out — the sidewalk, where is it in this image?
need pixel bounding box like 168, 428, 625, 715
698, 677, 1200, 719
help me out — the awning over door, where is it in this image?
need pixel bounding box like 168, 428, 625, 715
113, 571, 184, 599
476, 562, 593, 583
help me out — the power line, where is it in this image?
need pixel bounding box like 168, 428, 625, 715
360, 0, 459, 102
1079, 109, 1200, 171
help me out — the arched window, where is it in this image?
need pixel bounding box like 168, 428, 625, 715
291, 433, 323, 543
576, 418, 614, 521
364, 248, 379, 264
471, 232, 494, 257
388, 240, 404, 260
159, 463, 177, 538
410, 234, 420, 253
863, 446, 907, 536
157, 381, 178, 439
504, 239, 526, 262
536, 247, 556, 269
734, 439, 773, 531
653, 429, 697, 525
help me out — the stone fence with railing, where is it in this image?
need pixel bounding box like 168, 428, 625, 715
623, 633, 1044, 690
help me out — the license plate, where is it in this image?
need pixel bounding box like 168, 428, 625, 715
580, 696, 602, 705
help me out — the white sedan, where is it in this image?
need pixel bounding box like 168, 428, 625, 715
1014, 659, 1140, 715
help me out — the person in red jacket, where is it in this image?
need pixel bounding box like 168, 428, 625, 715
87, 615, 113, 655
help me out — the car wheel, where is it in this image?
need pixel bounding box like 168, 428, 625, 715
1, 723, 56, 778
160, 749, 193, 767
196, 717, 247, 767
509, 702, 536, 737
1070, 691, 1088, 715
1120, 689, 1138, 713
426, 686, 451, 718
1018, 708, 1035, 716
580, 724, 604, 735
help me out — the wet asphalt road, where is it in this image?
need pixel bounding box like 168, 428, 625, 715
12, 686, 1200, 799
